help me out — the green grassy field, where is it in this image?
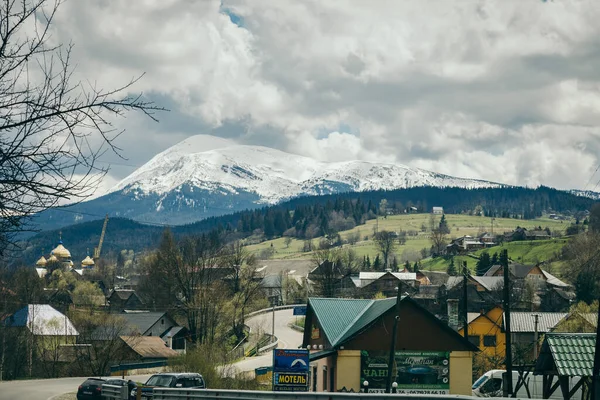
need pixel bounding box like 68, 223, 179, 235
244, 214, 571, 268
472, 239, 569, 264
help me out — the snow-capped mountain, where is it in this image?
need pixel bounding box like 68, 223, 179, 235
30, 135, 505, 232
109, 134, 502, 205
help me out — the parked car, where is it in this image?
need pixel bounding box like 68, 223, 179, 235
130, 373, 205, 399
77, 377, 131, 400
472, 370, 583, 399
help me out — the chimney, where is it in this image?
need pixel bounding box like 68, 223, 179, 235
447, 299, 459, 331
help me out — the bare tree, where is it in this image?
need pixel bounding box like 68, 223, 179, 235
430, 227, 448, 257
310, 247, 357, 297
374, 230, 397, 269
225, 241, 256, 293
0, 0, 164, 253
70, 312, 135, 376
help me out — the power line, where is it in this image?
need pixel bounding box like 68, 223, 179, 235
584, 163, 600, 192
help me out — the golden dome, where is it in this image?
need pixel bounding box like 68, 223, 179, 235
35, 256, 47, 266
51, 243, 71, 259
81, 256, 95, 267
48, 254, 58, 262
69, 260, 74, 266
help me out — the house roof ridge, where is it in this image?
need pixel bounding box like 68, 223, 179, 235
331, 299, 375, 347
332, 298, 398, 347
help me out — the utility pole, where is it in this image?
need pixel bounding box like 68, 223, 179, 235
591, 300, 600, 400
463, 261, 468, 339
271, 297, 276, 340
533, 314, 539, 360
385, 284, 402, 394
0, 295, 6, 381
502, 249, 513, 397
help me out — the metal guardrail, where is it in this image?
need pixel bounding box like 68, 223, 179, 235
246, 304, 304, 319
152, 388, 490, 400
110, 360, 168, 372
101, 383, 129, 400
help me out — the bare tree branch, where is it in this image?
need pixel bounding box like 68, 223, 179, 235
0, 0, 167, 254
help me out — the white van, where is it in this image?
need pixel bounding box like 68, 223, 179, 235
472, 369, 582, 399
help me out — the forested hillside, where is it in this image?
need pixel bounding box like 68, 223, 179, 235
13, 185, 595, 266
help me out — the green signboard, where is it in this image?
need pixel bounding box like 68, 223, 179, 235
360, 350, 450, 394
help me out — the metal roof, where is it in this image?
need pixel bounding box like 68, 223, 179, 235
357, 272, 416, 280
535, 333, 595, 377
335, 298, 397, 345
308, 297, 480, 352
507, 312, 567, 333
3, 304, 78, 336
120, 336, 179, 359
309, 298, 373, 347
472, 276, 503, 291
541, 270, 570, 288
119, 312, 169, 335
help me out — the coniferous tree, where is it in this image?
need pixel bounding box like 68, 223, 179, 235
447, 257, 457, 276
373, 255, 381, 271
476, 252, 492, 276
439, 214, 450, 234
490, 252, 499, 266
413, 261, 420, 273
404, 260, 412, 272
392, 256, 399, 271
366, 255, 371, 270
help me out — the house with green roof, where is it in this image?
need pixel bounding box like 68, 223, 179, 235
301, 296, 478, 394
534, 333, 592, 399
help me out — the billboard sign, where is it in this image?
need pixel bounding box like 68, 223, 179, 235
293, 306, 307, 316
361, 350, 450, 394
272, 349, 310, 392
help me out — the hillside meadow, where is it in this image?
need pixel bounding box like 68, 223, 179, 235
244, 213, 571, 273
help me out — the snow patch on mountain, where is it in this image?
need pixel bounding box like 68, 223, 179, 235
109, 135, 504, 204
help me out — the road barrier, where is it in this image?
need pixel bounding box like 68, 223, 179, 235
101, 383, 129, 400
152, 388, 491, 400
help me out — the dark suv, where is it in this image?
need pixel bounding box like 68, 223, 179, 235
131, 373, 205, 399
77, 378, 130, 400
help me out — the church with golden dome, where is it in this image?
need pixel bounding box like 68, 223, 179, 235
35, 235, 95, 278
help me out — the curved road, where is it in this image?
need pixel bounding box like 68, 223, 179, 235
0, 309, 303, 399
0, 374, 152, 400
229, 308, 304, 374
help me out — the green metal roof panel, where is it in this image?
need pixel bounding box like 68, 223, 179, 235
336, 298, 397, 345
546, 333, 595, 377
308, 298, 372, 346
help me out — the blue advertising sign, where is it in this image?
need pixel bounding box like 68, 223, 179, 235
272, 349, 309, 392
293, 306, 307, 316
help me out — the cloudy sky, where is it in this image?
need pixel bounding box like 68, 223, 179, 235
49, 0, 600, 193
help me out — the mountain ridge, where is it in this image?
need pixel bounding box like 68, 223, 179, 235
25, 135, 596, 235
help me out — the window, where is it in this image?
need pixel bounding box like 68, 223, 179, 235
481, 378, 502, 394
483, 335, 496, 347
468, 335, 480, 347
312, 366, 317, 391
323, 367, 328, 391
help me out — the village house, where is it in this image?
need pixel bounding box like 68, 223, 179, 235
507, 312, 567, 362
350, 271, 418, 298
446, 236, 485, 254
107, 289, 146, 312
458, 306, 505, 374
302, 296, 478, 394
93, 311, 188, 353
432, 206, 444, 215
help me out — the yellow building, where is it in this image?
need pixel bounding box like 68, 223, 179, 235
303, 297, 478, 394
458, 306, 505, 376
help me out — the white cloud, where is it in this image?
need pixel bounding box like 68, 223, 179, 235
41, 0, 600, 191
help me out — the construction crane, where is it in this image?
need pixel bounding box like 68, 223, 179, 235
93, 214, 109, 261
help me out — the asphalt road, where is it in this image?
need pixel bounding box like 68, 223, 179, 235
0, 374, 152, 400
230, 308, 304, 374
0, 309, 303, 399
